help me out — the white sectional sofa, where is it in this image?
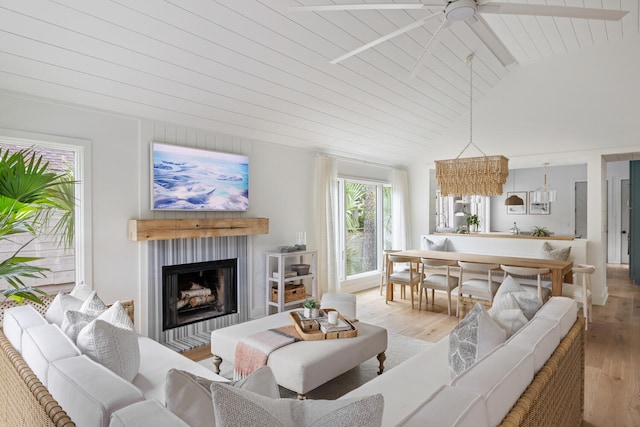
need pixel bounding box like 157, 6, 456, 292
0, 295, 584, 427
0, 299, 226, 427
342, 296, 583, 427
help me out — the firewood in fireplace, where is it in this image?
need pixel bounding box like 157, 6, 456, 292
180, 287, 212, 299
188, 295, 216, 308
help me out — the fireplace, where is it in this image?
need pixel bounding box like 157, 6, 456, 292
162, 259, 238, 331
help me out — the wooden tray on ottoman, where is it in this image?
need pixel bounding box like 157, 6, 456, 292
289, 309, 358, 340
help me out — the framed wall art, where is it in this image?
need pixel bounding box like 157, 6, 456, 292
529, 191, 551, 215
506, 192, 527, 215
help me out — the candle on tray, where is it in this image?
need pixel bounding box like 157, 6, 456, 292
327, 311, 339, 325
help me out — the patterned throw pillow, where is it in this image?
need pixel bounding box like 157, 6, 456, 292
449, 302, 506, 378
494, 275, 543, 320
488, 293, 529, 338
45, 292, 83, 327
540, 242, 571, 261
79, 291, 108, 317
76, 319, 140, 382
69, 282, 94, 301
165, 366, 280, 427
211, 383, 384, 427
424, 237, 448, 251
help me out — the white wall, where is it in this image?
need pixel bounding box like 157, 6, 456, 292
0, 92, 141, 307
0, 91, 317, 326
490, 164, 587, 236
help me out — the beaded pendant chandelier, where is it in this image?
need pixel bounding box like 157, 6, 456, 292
435, 54, 509, 197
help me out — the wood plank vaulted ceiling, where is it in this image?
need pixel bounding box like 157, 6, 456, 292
0, 0, 638, 166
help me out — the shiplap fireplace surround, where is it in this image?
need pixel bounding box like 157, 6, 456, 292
128, 218, 268, 351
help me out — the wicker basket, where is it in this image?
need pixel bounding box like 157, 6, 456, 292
270, 283, 305, 303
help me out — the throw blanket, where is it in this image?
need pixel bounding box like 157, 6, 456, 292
234, 325, 300, 380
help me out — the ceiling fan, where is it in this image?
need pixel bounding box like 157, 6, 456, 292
290, 1, 628, 77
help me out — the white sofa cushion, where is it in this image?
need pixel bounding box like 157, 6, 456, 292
109, 400, 190, 427
2, 304, 47, 353
211, 382, 384, 427
397, 385, 489, 427
165, 365, 280, 427
534, 296, 578, 337
48, 355, 145, 427
506, 317, 560, 373
341, 336, 451, 427
21, 323, 81, 386
76, 319, 140, 381
133, 335, 229, 402
45, 292, 83, 326
450, 345, 534, 427
449, 302, 506, 377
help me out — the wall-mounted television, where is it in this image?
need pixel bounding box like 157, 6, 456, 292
151, 142, 249, 211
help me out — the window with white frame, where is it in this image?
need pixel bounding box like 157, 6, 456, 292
0, 138, 85, 294
337, 178, 391, 281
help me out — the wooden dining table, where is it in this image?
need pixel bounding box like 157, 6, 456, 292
389, 249, 573, 301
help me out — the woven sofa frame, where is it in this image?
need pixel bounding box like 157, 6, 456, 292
0, 298, 584, 427
0, 297, 135, 427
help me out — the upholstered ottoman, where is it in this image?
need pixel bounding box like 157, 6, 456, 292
210, 310, 387, 398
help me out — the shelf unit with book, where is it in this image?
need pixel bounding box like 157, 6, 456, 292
266, 250, 317, 314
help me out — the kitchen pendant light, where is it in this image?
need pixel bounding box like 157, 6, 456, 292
505, 169, 524, 206
532, 163, 557, 203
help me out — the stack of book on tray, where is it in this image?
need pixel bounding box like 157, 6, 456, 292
318, 317, 352, 333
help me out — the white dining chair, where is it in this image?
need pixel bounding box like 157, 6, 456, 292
455, 261, 501, 318
386, 254, 422, 309
419, 258, 459, 315
562, 264, 595, 330
379, 249, 402, 296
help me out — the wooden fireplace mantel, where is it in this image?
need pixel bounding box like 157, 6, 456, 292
128, 218, 269, 241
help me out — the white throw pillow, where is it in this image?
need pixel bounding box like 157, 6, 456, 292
98, 300, 135, 330
211, 383, 384, 427
449, 302, 506, 378
61, 310, 97, 343
488, 294, 529, 338
424, 237, 448, 251
165, 366, 280, 427
69, 282, 94, 301
495, 275, 543, 320
540, 241, 571, 261
45, 292, 83, 326
76, 319, 140, 381
79, 291, 108, 317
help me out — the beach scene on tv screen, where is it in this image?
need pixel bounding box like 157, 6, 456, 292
152, 143, 248, 211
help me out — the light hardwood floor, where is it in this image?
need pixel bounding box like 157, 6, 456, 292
184, 264, 640, 426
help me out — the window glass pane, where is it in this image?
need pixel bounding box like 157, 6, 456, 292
345, 181, 379, 276
0, 143, 76, 290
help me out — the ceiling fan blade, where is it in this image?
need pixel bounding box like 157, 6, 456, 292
466, 14, 516, 66
478, 2, 628, 21
409, 19, 451, 79
289, 3, 445, 12
331, 12, 442, 64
